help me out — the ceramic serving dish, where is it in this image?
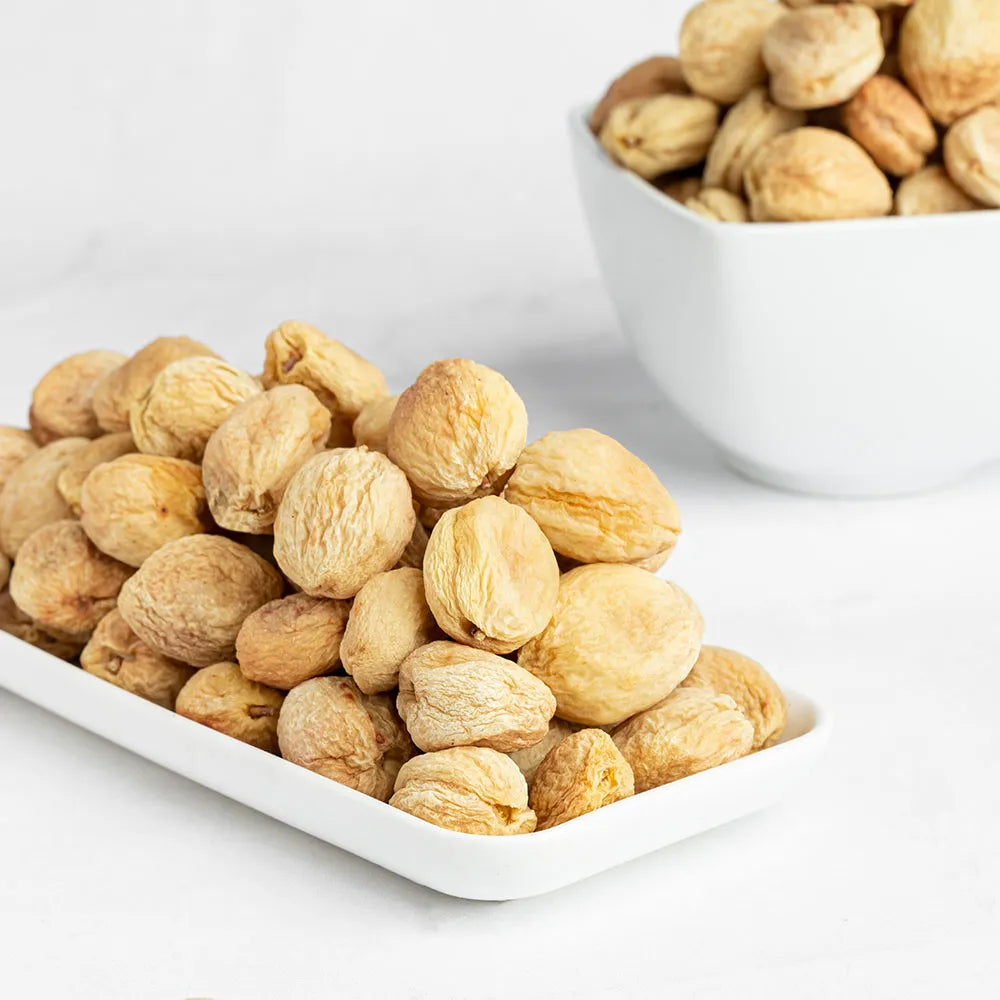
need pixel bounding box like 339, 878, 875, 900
0, 631, 830, 900
569, 107, 1000, 497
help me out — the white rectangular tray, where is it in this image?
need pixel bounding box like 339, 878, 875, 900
0, 631, 830, 900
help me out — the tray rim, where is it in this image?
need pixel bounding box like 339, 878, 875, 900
0, 630, 832, 896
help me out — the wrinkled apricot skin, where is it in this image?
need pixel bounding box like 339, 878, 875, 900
0, 589, 84, 661
518, 564, 704, 727
842, 75, 938, 176
273, 448, 415, 599
9, 520, 133, 639
81, 609, 195, 708
422, 496, 560, 654
397, 640, 556, 752
680, 644, 787, 750
236, 592, 350, 690
118, 534, 283, 667
763, 5, 884, 111
390, 746, 537, 835
613, 687, 754, 791
507, 718, 580, 784
590, 56, 689, 134
56, 433, 136, 516
130, 356, 261, 461
899, 0, 1000, 125
30, 350, 127, 443
202, 385, 332, 534
895, 164, 981, 215
704, 87, 806, 195
686, 187, 750, 222
340, 568, 438, 694
176, 662, 285, 752
680, 0, 787, 105
0, 438, 89, 560
529, 729, 635, 830
944, 106, 1000, 208
599, 95, 720, 179
262, 321, 389, 446
93, 336, 219, 434
0, 427, 39, 495
277, 676, 413, 800
745, 127, 893, 222
79, 454, 209, 567
387, 359, 528, 508
504, 429, 680, 566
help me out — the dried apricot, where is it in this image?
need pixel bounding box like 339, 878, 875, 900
277, 676, 413, 800
387, 359, 527, 507
202, 385, 331, 533
680, 644, 786, 749
30, 350, 126, 443
130, 356, 261, 461
422, 496, 559, 653
273, 448, 414, 599
0, 588, 84, 661
0, 427, 38, 496
529, 729, 634, 829
118, 534, 283, 666
340, 568, 438, 694
93, 336, 219, 434
236, 592, 350, 690
81, 608, 195, 708
390, 747, 536, 835
397, 640, 556, 752
0, 438, 89, 559
176, 662, 284, 751
56, 433, 136, 516
504, 428, 680, 565
262, 321, 388, 446
80, 454, 209, 566
518, 564, 703, 726
9, 520, 132, 639
613, 687, 753, 791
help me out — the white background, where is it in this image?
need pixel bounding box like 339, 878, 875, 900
1, 2, 999, 998
2, 0, 682, 306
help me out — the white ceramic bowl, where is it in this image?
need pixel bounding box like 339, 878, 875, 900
0, 632, 830, 900
569, 108, 1000, 497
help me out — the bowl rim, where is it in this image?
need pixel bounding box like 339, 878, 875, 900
569, 103, 1000, 236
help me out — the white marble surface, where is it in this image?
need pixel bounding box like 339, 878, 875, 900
1, 243, 998, 999
1, 0, 690, 299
